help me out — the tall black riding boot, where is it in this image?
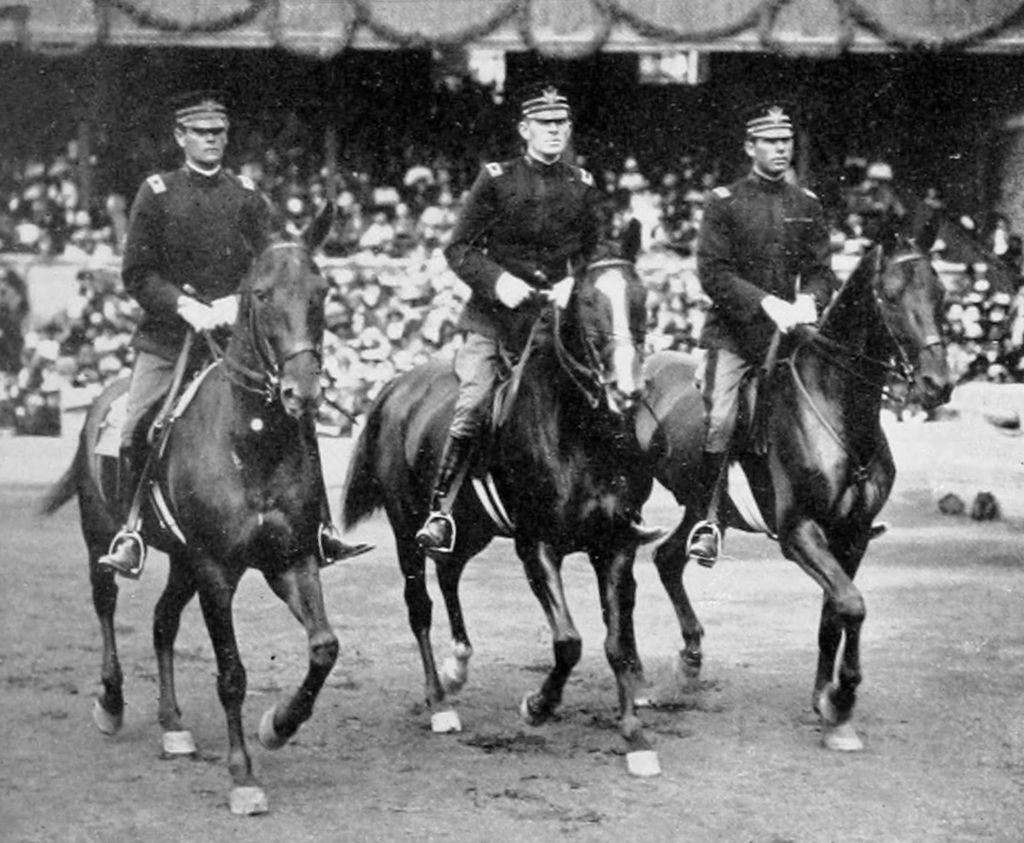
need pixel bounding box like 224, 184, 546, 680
415, 434, 474, 554
313, 447, 373, 566
97, 446, 146, 578
686, 450, 728, 568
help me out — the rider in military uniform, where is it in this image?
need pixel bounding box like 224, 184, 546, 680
99, 90, 367, 577
416, 83, 660, 553
687, 103, 838, 567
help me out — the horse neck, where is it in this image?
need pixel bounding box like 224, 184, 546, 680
512, 313, 620, 463
218, 310, 293, 433
797, 283, 888, 439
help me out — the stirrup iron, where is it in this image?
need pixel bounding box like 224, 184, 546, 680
686, 520, 722, 566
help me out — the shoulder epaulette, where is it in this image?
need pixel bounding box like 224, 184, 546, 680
577, 167, 594, 187
146, 174, 167, 194
238, 174, 256, 191
712, 186, 731, 199
484, 162, 503, 178
802, 187, 819, 200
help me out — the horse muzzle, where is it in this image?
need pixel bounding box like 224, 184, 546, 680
913, 344, 954, 411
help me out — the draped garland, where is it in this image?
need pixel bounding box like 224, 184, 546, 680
37, 0, 1024, 57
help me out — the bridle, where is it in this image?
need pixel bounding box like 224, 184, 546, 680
211, 242, 324, 403
793, 248, 943, 395
549, 262, 645, 411
784, 247, 944, 468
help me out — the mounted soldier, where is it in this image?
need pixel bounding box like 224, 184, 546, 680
415, 82, 661, 553
99, 90, 368, 577
686, 103, 839, 567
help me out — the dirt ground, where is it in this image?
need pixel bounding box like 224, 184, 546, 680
1, 411, 1023, 843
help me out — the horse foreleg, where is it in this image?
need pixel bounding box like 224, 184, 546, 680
652, 512, 705, 679
153, 553, 198, 755
781, 518, 866, 751
88, 549, 124, 735
434, 555, 473, 696
593, 545, 654, 765
261, 558, 339, 749
195, 560, 266, 815
518, 541, 581, 726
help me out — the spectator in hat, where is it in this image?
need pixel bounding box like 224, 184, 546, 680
685, 102, 839, 567
99, 89, 365, 578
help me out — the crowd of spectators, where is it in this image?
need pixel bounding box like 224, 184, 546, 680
3, 108, 1024, 437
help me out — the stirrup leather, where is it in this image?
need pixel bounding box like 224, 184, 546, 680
417, 511, 457, 555
100, 529, 147, 578
686, 520, 722, 561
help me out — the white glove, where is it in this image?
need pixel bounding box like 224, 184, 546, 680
494, 272, 533, 309
550, 276, 575, 309
209, 294, 239, 328
760, 295, 799, 333
793, 293, 818, 325
176, 296, 218, 332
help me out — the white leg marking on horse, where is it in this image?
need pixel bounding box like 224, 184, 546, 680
430, 709, 462, 733
626, 749, 662, 777
229, 786, 269, 815
161, 730, 197, 756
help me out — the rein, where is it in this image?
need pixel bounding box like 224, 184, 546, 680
551, 303, 606, 409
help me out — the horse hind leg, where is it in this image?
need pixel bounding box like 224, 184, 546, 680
89, 548, 125, 735
434, 553, 473, 697
153, 552, 199, 755
652, 511, 705, 680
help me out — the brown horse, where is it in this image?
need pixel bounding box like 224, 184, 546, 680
635, 240, 954, 751
41, 205, 340, 814
341, 260, 660, 764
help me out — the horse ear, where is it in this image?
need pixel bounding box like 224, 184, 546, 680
303, 202, 335, 253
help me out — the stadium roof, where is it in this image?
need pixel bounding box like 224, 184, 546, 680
5, 0, 1024, 57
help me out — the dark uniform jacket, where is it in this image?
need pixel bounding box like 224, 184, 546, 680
122, 165, 271, 361
697, 170, 837, 361
445, 155, 603, 351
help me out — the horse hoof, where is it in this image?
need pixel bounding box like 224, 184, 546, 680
680, 653, 702, 680
92, 698, 123, 735
430, 709, 462, 733
229, 785, 269, 816
626, 750, 662, 777
258, 708, 286, 750
823, 721, 864, 752
440, 657, 469, 694
161, 730, 197, 756
520, 693, 544, 727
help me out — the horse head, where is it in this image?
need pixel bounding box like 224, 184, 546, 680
235, 201, 334, 420
872, 239, 954, 410
562, 259, 648, 415
819, 238, 953, 412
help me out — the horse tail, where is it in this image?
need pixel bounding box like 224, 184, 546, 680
340, 382, 395, 530
40, 435, 86, 515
